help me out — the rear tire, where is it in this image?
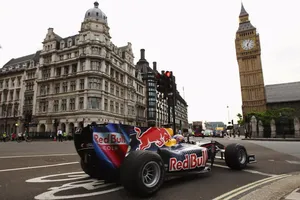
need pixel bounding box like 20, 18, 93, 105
225, 143, 248, 170
120, 150, 165, 197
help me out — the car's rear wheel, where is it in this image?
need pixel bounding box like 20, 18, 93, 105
120, 150, 165, 197
225, 143, 248, 170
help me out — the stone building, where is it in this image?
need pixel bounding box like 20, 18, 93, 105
235, 4, 300, 138
235, 3, 267, 116
135, 49, 189, 129
0, 2, 147, 137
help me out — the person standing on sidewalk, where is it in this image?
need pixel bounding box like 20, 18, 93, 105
57, 129, 63, 142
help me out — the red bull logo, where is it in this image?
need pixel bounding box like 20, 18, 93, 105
134, 127, 172, 150
93, 132, 127, 151
169, 149, 208, 171
93, 132, 128, 168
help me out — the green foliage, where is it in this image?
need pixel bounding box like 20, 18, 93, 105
245, 107, 296, 124
237, 113, 244, 125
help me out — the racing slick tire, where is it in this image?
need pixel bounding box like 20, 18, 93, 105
224, 143, 248, 170
120, 150, 165, 197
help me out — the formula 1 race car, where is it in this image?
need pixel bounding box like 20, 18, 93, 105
74, 123, 256, 197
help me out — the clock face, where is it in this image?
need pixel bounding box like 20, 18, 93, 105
241, 39, 255, 50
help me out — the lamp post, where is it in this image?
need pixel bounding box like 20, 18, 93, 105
227, 106, 230, 124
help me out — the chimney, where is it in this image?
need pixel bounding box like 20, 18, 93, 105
153, 62, 157, 71
48, 28, 54, 33
140, 49, 145, 59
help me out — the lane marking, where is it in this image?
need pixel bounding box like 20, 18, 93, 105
221, 175, 292, 200
212, 174, 291, 200
208, 163, 276, 177
0, 162, 79, 173
0, 153, 77, 159
286, 160, 300, 165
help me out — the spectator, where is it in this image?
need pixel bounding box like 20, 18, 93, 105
57, 129, 63, 142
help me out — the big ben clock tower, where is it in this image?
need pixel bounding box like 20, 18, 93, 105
235, 3, 267, 116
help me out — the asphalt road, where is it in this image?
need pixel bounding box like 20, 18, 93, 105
0, 138, 299, 200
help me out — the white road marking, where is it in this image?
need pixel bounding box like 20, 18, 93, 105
26, 172, 88, 183
0, 153, 77, 159
208, 163, 276, 177
0, 162, 79, 173
212, 174, 291, 200
286, 160, 300, 165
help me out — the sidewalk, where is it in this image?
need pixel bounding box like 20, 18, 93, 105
242, 138, 300, 142
239, 172, 300, 200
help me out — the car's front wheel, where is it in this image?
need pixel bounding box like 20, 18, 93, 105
224, 143, 248, 170
120, 150, 165, 197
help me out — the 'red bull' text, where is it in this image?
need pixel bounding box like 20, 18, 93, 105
93, 132, 126, 145
169, 150, 208, 171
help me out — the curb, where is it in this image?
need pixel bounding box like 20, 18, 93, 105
242, 138, 300, 142
238, 173, 300, 200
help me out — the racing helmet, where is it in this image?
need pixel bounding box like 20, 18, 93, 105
173, 135, 185, 144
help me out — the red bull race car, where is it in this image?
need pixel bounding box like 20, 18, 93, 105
74, 123, 256, 197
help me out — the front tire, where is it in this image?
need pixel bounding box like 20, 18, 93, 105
225, 143, 248, 170
120, 150, 165, 197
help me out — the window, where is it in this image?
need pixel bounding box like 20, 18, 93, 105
42, 69, 51, 79
69, 98, 75, 110
61, 99, 67, 111
88, 97, 101, 109
16, 90, 20, 100
110, 84, 114, 94
80, 61, 85, 71
91, 61, 100, 71
72, 64, 77, 73
80, 79, 84, 90
10, 91, 13, 100
120, 103, 124, 114
105, 81, 108, 91
63, 82, 68, 92
104, 99, 108, 111
40, 85, 45, 95
55, 83, 60, 93
121, 88, 124, 97
17, 77, 21, 87
54, 100, 59, 112
116, 86, 119, 97
68, 40, 72, 47
70, 81, 76, 91
79, 97, 84, 109
39, 100, 48, 112
60, 55, 64, 60
110, 101, 114, 112
64, 66, 69, 74
115, 102, 119, 114
56, 67, 61, 76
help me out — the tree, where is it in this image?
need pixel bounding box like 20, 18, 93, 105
237, 113, 244, 125
245, 107, 295, 125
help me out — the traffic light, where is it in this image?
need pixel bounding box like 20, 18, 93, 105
164, 71, 174, 93
156, 72, 167, 94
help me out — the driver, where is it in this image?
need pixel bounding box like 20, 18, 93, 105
173, 135, 185, 144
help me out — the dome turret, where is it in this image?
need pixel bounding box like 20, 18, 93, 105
84, 2, 107, 23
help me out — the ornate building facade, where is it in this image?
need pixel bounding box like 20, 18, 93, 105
135, 49, 189, 129
235, 3, 267, 116
0, 2, 147, 136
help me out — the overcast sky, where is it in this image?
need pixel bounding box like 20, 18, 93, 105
1, 0, 300, 124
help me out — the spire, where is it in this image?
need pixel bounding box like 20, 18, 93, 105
237, 3, 255, 32
239, 3, 249, 17
94, 1, 99, 8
